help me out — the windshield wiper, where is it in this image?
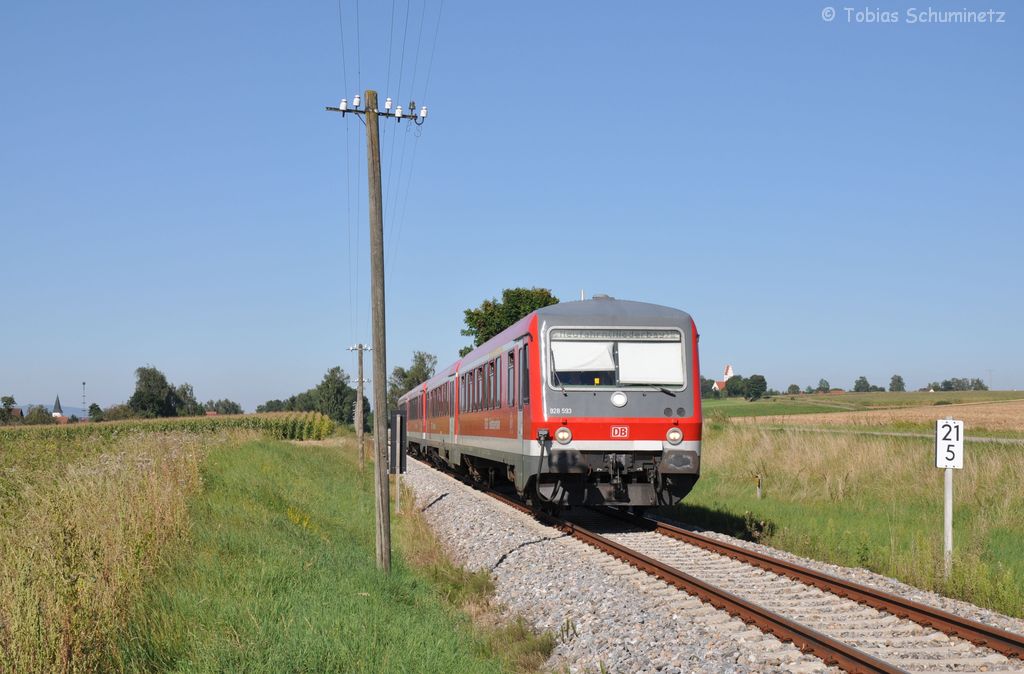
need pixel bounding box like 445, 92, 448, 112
654, 385, 676, 397
551, 370, 568, 395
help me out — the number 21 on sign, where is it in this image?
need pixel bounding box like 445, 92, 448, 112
935, 419, 964, 469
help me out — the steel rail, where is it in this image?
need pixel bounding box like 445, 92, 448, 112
596, 507, 1024, 661
426, 466, 901, 673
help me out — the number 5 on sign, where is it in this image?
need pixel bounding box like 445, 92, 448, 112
935, 419, 964, 469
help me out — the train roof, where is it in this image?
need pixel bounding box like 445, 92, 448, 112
534, 296, 693, 325
396, 297, 694, 404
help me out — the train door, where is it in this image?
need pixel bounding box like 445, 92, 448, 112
517, 342, 529, 448
447, 376, 455, 443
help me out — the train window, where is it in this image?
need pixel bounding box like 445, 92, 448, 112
507, 352, 515, 407
477, 367, 483, 410
489, 361, 496, 409
495, 358, 501, 408
549, 329, 685, 389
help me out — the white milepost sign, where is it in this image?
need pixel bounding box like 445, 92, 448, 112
935, 418, 964, 578
935, 419, 964, 469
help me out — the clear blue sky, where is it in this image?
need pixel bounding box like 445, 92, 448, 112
2, 1, 1021, 411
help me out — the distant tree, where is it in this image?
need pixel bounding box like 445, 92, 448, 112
129, 366, 181, 418
257, 399, 286, 413
69, 415, 80, 423
316, 367, 353, 424
256, 367, 363, 428
0, 395, 15, 424
24, 405, 54, 425
804, 385, 814, 394
816, 379, 831, 393
461, 288, 559, 353
869, 385, 885, 392
388, 352, 438, 413
934, 377, 988, 392
853, 376, 871, 393
724, 375, 746, 398
889, 375, 906, 392
88, 402, 104, 421
786, 384, 801, 395
700, 376, 715, 398
204, 399, 243, 415
103, 404, 136, 420
175, 383, 204, 417
927, 381, 941, 391
746, 374, 768, 401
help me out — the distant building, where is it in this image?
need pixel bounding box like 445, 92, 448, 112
51, 395, 68, 422
8, 407, 23, 420
711, 365, 735, 393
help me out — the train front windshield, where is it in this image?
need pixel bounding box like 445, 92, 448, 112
548, 328, 686, 389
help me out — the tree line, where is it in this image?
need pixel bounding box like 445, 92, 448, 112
0, 366, 245, 425
257, 366, 371, 431
777, 374, 987, 396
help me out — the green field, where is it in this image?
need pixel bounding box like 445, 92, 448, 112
702, 390, 1024, 418
0, 419, 549, 673
666, 420, 1024, 617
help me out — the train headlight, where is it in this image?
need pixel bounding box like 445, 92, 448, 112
610, 391, 627, 408
554, 426, 572, 445
666, 427, 683, 445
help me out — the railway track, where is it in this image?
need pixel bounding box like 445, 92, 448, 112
420, 458, 1024, 673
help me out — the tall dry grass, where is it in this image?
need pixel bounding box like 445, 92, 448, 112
743, 398, 1024, 433
0, 431, 250, 673
690, 422, 1024, 614
708, 424, 1024, 511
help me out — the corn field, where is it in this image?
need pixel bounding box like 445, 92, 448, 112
0, 411, 335, 447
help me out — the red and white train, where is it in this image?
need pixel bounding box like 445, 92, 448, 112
397, 296, 702, 508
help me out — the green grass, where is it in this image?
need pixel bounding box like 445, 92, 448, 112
117, 439, 538, 673
702, 390, 1024, 418
666, 423, 1024, 617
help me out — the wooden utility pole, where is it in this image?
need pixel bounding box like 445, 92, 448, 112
348, 344, 369, 467
365, 89, 391, 573
327, 90, 428, 574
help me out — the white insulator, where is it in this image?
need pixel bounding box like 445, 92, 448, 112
339, 99, 348, 111
384, 97, 393, 111
419, 105, 427, 119
395, 105, 403, 118
352, 94, 361, 107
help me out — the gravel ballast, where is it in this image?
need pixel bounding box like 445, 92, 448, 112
405, 460, 836, 673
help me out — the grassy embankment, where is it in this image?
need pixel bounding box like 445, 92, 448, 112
669, 408, 1024, 617
0, 416, 551, 673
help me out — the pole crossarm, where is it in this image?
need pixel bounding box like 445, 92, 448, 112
326, 105, 427, 126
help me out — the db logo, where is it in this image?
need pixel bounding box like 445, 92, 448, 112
611, 426, 629, 438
